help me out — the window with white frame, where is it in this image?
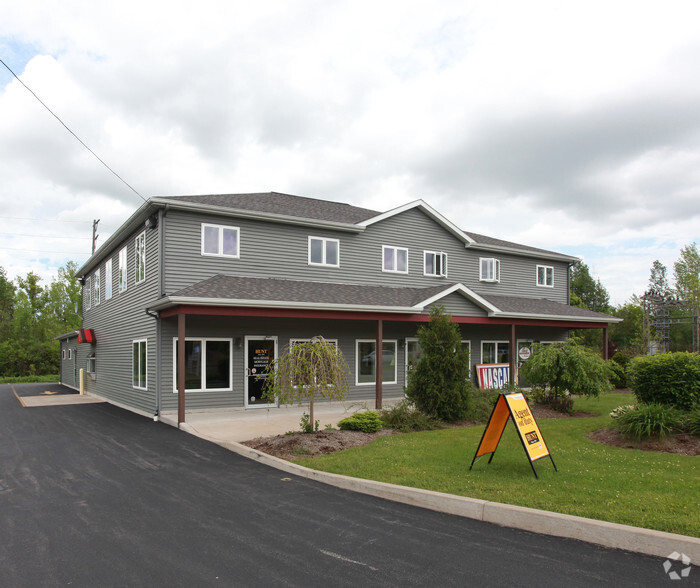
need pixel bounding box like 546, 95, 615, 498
93, 269, 100, 306
308, 236, 339, 267
62, 349, 66, 360
356, 339, 397, 385
424, 251, 447, 277
537, 265, 554, 287
481, 341, 509, 364
87, 353, 96, 374
383, 246, 408, 273
201, 224, 239, 258
135, 231, 146, 283
479, 258, 501, 282
173, 338, 232, 391
105, 259, 113, 300
85, 277, 91, 310
133, 339, 147, 389
68, 348, 73, 360
119, 246, 128, 292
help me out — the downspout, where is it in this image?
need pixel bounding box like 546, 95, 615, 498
145, 309, 161, 420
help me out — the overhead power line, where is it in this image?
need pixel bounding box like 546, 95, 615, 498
0, 216, 92, 224
0, 232, 91, 239
0, 57, 148, 204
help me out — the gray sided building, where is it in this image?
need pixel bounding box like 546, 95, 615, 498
62, 192, 620, 421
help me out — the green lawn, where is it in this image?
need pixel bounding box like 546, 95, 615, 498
295, 393, 700, 537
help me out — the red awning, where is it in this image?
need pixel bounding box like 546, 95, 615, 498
77, 328, 96, 344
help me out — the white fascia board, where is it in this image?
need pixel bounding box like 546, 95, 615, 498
467, 242, 579, 263
413, 283, 501, 314
359, 200, 475, 245
149, 198, 364, 234
149, 296, 419, 314
490, 311, 623, 324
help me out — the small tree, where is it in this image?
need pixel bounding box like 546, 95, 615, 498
262, 337, 349, 429
519, 339, 612, 399
405, 306, 471, 422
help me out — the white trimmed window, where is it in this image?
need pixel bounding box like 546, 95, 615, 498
87, 353, 96, 374
173, 338, 232, 391
383, 246, 408, 273
133, 340, 147, 390
482, 341, 509, 364
62, 349, 66, 360
135, 231, 146, 283
118, 246, 128, 292
308, 237, 339, 267
202, 223, 239, 258
537, 265, 554, 287
424, 251, 447, 277
105, 259, 113, 300
479, 258, 501, 282
68, 348, 73, 360
93, 269, 100, 306
85, 277, 91, 310
356, 339, 397, 385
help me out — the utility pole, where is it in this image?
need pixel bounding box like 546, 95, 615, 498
92, 219, 100, 254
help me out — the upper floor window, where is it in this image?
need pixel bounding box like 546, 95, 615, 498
537, 265, 554, 287
118, 246, 128, 292
480, 257, 500, 282
93, 268, 101, 306
105, 259, 113, 300
135, 231, 146, 283
424, 251, 447, 277
308, 237, 339, 267
383, 246, 408, 273
85, 277, 91, 310
202, 223, 239, 258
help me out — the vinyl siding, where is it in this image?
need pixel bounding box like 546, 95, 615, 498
81, 224, 160, 415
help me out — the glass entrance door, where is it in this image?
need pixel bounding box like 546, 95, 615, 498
245, 337, 277, 408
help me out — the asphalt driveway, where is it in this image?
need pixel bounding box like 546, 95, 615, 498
0, 383, 686, 587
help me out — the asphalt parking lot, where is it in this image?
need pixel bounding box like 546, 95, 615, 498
1, 383, 692, 587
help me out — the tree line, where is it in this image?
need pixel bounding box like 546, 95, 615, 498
0, 261, 82, 377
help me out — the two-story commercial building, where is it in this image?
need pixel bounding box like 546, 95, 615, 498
58, 192, 619, 422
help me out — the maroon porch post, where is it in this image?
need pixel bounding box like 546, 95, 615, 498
177, 311, 186, 425
603, 326, 609, 360
376, 319, 383, 410
509, 323, 516, 386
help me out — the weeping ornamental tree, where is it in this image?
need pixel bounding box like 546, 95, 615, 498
519, 339, 612, 399
262, 337, 349, 428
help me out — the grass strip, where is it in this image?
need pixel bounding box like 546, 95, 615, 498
295, 393, 699, 537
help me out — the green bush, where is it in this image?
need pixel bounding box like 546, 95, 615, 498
467, 389, 501, 423
607, 360, 627, 389
684, 408, 700, 436
611, 351, 631, 369
615, 404, 684, 441
628, 352, 700, 410
380, 399, 443, 432
338, 411, 383, 433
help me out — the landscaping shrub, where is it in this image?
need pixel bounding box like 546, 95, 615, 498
607, 359, 627, 389
380, 400, 443, 432
405, 306, 471, 422
628, 352, 700, 410
467, 389, 501, 423
338, 411, 383, 433
615, 404, 684, 441
684, 408, 700, 436
609, 405, 636, 419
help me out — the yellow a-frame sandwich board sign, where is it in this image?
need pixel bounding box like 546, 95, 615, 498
469, 392, 557, 479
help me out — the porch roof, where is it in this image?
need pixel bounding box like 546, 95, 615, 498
148, 274, 620, 324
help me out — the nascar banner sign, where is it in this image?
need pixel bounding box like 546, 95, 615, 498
475, 363, 510, 389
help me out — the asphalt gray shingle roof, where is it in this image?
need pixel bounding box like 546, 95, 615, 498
159, 192, 380, 224
170, 274, 452, 308
479, 293, 614, 320
463, 231, 568, 258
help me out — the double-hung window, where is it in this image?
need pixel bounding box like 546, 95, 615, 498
135, 231, 146, 283
482, 341, 509, 364
480, 257, 501, 282
537, 265, 554, 287
201, 224, 239, 258
105, 259, 113, 300
424, 251, 447, 277
174, 338, 232, 391
383, 246, 408, 273
118, 246, 128, 292
93, 269, 100, 306
356, 340, 397, 385
85, 277, 91, 310
308, 237, 339, 267
133, 340, 147, 390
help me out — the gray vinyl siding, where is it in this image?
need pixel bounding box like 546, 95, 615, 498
162, 208, 570, 305
426, 292, 488, 317
59, 337, 79, 390
80, 224, 160, 415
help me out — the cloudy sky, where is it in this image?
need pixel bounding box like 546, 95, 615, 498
1, 0, 699, 305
